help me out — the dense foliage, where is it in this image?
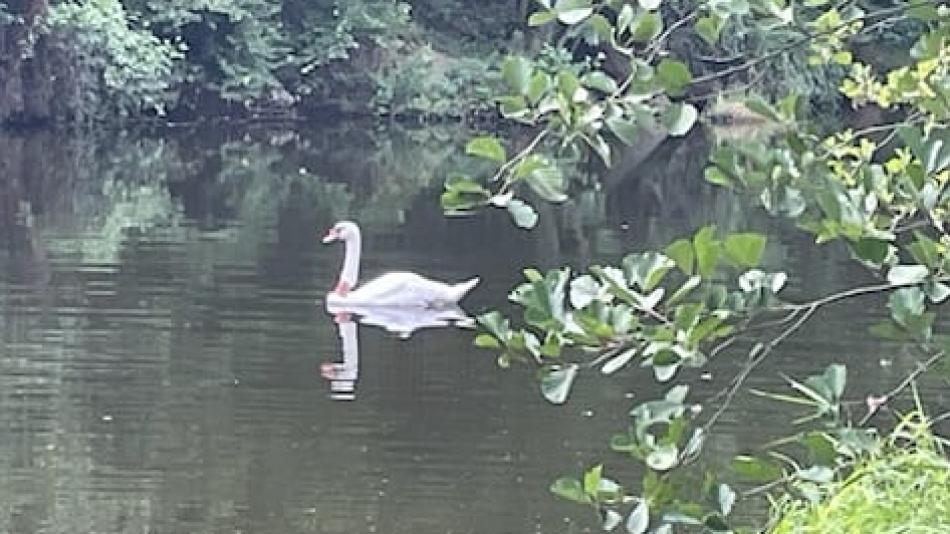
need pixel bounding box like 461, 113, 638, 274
771, 409, 949, 533
3, 0, 948, 531
452, 0, 950, 531
0, 0, 526, 122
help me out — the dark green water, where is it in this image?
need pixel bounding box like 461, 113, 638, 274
0, 124, 946, 533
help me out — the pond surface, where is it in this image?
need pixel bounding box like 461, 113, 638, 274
0, 123, 946, 533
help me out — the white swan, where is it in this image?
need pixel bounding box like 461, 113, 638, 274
321, 221, 479, 307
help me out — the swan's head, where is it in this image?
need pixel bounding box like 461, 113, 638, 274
322, 220, 360, 244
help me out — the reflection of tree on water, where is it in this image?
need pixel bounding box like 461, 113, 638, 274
320, 305, 471, 400
0, 124, 883, 533
0, 131, 184, 264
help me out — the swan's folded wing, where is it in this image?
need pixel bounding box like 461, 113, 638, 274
348, 272, 468, 306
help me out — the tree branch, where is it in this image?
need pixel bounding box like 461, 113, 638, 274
858, 349, 946, 426
688, 0, 939, 89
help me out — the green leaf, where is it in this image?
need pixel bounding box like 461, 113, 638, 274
601, 347, 639, 375
584, 14, 612, 43
525, 166, 567, 202
797, 466, 834, 483
602, 509, 623, 531
445, 174, 486, 193
442, 175, 489, 212
888, 287, 926, 327
623, 252, 675, 291
586, 133, 611, 165
831, 50, 852, 65
923, 281, 950, 303
617, 4, 635, 33
557, 70, 581, 98
718, 484, 736, 516
663, 102, 698, 136
799, 432, 837, 465
723, 233, 767, 267
704, 167, 732, 188
554, 0, 593, 25
849, 238, 892, 266
731, 455, 782, 481
630, 11, 663, 43
646, 444, 679, 471
569, 274, 600, 309
474, 334, 501, 349
693, 226, 720, 278
886, 264, 929, 285
627, 499, 650, 534
465, 136, 507, 163
666, 384, 689, 403
665, 238, 695, 275
526, 72, 551, 104
606, 117, 639, 144
656, 59, 692, 95
506, 198, 539, 229
477, 311, 510, 341
524, 268, 543, 282
823, 363, 846, 400
550, 477, 591, 503
502, 56, 533, 95
583, 464, 603, 496
541, 364, 579, 404
581, 70, 618, 94
695, 15, 722, 46
908, 233, 940, 268
528, 10, 557, 26
497, 95, 529, 119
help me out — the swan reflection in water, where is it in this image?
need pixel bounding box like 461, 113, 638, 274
319, 304, 473, 400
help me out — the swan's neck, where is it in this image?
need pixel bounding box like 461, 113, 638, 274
336, 233, 361, 293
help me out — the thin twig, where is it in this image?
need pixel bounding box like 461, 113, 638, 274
859, 349, 946, 426
689, 70, 768, 102
495, 129, 549, 191
645, 11, 698, 65
708, 336, 739, 359
782, 276, 950, 312
745, 308, 803, 332
699, 306, 818, 437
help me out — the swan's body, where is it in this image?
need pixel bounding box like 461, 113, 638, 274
322, 221, 479, 308
326, 272, 479, 307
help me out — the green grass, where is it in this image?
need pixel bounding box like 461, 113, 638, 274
770, 413, 950, 534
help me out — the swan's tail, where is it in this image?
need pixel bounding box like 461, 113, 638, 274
450, 277, 480, 302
